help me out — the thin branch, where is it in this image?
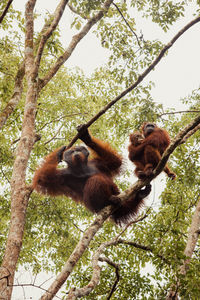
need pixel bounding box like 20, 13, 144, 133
11, 283, 61, 299
34, 0, 69, 72
66, 15, 200, 149
158, 110, 200, 118
67, 238, 119, 299
43, 124, 64, 145
0, 0, 13, 24
112, 2, 142, 48
38, 0, 114, 90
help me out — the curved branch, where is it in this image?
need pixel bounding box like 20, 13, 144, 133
158, 110, 200, 118
66, 15, 200, 149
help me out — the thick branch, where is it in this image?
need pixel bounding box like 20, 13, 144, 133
38, 0, 114, 90
0, 62, 25, 130
0, 0, 13, 23
34, 0, 69, 72
66, 15, 200, 149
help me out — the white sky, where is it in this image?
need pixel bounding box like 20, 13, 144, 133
6, 1, 200, 299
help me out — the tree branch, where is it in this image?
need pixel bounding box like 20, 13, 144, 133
0, 0, 13, 24
166, 197, 200, 299
38, 0, 114, 90
0, 61, 25, 130
66, 15, 200, 149
158, 110, 200, 118
34, 0, 69, 73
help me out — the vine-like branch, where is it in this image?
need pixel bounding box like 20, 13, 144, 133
66, 15, 200, 149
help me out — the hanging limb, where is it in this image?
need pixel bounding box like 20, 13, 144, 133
0, 62, 25, 130
66, 15, 200, 149
0, 0, 13, 24
38, 0, 114, 91
166, 197, 200, 299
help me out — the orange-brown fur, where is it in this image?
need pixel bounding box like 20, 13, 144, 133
33, 129, 151, 225
128, 122, 176, 179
